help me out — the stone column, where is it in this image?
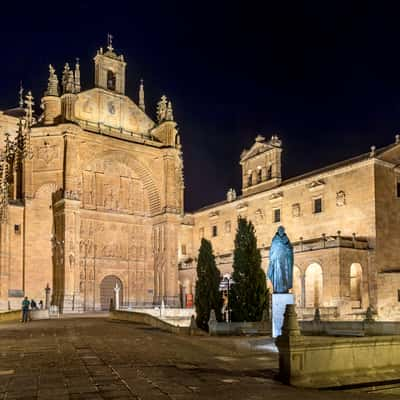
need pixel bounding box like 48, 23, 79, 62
61, 198, 81, 313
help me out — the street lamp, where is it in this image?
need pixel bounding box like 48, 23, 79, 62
219, 275, 234, 322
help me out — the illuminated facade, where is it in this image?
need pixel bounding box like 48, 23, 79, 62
179, 136, 400, 320
1, 40, 400, 320
0, 40, 184, 311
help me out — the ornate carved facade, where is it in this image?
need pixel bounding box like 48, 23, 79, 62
0, 40, 183, 311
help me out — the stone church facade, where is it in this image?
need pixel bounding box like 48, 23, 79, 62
1, 41, 400, 319
0, 41, 183, 311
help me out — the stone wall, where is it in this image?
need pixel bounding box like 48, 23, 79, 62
277, 304, 400, 388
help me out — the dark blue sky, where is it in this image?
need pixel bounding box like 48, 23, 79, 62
1, 1, 400, 211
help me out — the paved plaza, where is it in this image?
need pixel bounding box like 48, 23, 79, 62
0, 316, 396, 400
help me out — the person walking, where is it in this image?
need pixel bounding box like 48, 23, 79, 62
30, 299, 37, 310
21, 297, 30, 323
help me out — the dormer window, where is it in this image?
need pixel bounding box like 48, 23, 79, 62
107, 70, 116, 91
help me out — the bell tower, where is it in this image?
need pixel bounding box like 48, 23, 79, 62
93, 34, 126, 94
240, 134, 282, 195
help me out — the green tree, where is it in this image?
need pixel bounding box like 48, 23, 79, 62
195, 238, 223, 331
230, 217, 268, 321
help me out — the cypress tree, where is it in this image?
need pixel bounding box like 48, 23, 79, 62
230, 217, 268, 322
195, 238, 223, 331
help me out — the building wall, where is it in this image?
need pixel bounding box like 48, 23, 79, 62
179, 159, 378, 315
190, 160, 375, 256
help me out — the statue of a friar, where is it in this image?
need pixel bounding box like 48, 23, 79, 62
267, 226, 294, 293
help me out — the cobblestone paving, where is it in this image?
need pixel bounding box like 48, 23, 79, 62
0, 317, 394, 399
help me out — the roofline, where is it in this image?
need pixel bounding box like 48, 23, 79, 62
191, 142, 398, 215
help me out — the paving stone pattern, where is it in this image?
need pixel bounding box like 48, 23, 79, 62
0, 318, 395, 399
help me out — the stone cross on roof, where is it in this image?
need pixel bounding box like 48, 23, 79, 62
107, 33, 114, 52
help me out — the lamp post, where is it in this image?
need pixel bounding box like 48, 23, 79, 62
44, 283, 51, 310
219, 275, 234, 322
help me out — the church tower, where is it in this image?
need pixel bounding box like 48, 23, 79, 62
93, 34, 126, 94
240, 134, 282, 196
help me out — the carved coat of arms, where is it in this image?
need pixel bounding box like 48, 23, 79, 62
37, 142, 58, 164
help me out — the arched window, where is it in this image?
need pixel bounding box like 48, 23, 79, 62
107, 70, 116, 91
350, 263, 362, 307
305, 263, 323, 308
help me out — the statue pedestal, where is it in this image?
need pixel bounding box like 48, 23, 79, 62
272, 293, 295, 338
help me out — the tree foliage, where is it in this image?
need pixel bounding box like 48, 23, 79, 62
230, 217, 268, 321
195, 238, 223, 331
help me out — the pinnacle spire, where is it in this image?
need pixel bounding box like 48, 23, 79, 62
24, 91, 34, 127
139, 79, 145, 112
45, 64, 59, 97
74, 58, 81, 93
19, 81, 24, 108
166, 101, 174, 121
62, 63, 70, 93
156, 95, 168, 123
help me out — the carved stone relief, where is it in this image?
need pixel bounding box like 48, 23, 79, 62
254, 208, 264, 223
81, 160, 145, 214
36, 141, 60, 164
292, 203, 301, 217
336, 191, 346, 207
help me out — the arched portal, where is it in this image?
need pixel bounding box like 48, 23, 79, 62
305, 263, 323, 308
293, 266, 303, 307
100, 275, 123, 311
350, 263, 362, 307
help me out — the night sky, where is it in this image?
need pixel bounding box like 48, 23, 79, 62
1, 1, 400, 211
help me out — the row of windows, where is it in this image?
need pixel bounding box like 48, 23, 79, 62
200, 198, 323, 238
270, 198, 322, 223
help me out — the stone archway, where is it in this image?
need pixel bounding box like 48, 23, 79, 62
305, 263, 323, 308
293, 266, 303, 307
350, 263, 363, 308
100, 275, 123, 311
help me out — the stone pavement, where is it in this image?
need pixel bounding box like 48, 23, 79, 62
0, 317, 396, 400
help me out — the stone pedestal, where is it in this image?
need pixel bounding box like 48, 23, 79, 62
272, 293, 295, 338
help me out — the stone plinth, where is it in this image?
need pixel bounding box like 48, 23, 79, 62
272, 293, 294, 337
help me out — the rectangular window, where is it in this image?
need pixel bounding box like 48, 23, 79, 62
212, 225, 218, 237
397, 181, 400, 198
225, 221, 231, 233
314, 198, 322, 213
199, 227, 204, 239
247, 174, 252, 187
273, 208, 281, 223
181, 244, 187, 255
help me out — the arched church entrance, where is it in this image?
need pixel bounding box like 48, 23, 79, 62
100, 275, 123, 311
